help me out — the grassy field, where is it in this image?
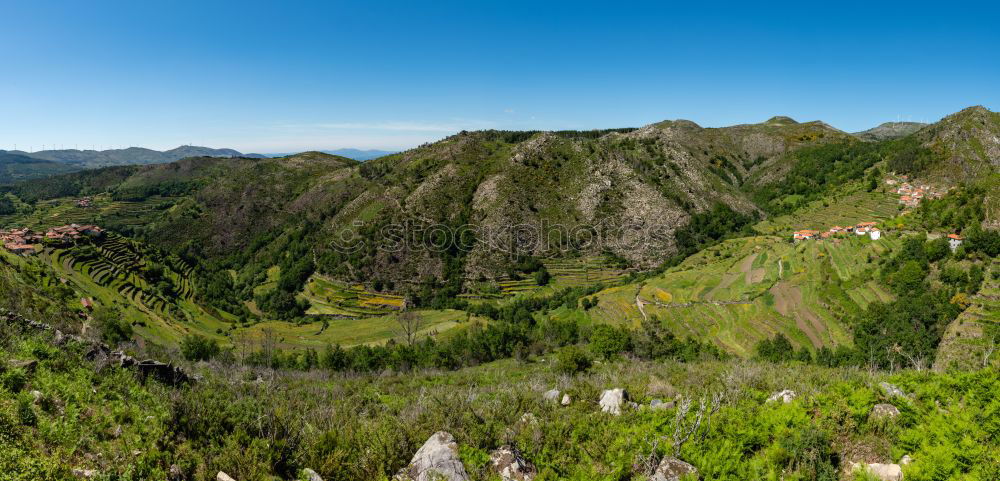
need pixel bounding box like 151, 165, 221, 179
573, 233, 900, 356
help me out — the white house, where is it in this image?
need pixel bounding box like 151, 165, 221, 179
869, 228, 881, 240
948, 234, 964, 252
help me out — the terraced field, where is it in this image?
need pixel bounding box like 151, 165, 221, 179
301, 274, 405, 318
577, 233, 900, 356
755, 189, 901, 236
934, 258, 1000, 370
459, 257, 630, 301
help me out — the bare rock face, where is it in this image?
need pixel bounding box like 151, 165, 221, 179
394, 431, 471, 481
850, 462, 903, 481
216, 472, 236, 481
489, 445, 537, 481
871, 403, 901, 419
302, 468, 323, 481
651, 456, 699, 481
599, 388, 628, 415
766, 390, 796, 403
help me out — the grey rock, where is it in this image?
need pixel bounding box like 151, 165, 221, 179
650, 399, 675, 410
651, 456, 699, 481
8, 359, 38, 373
560, 394, 571, 406
302, 468, 323, 481
394, 431, 470, 481
899, 455, 913, 465
489, 445, 537, 481
766, 390, 796, 403
72, 469, 98, 479
599, 388, 628, 415
871, 403, 900, 419
542, 389, 560, 402
879, 382, 907, 398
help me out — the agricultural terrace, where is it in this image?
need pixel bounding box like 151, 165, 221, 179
575, 234, 899, 356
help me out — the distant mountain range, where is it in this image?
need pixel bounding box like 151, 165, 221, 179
0, 145, 268, 168
265, 149, 397, 161
851, 121, 928, 141
0, 151, 81, 184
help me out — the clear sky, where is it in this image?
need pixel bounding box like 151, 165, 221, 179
2, 0, 998, 153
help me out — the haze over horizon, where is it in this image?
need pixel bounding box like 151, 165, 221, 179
2, 0, 998, 153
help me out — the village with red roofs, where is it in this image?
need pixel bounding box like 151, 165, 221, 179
1, 224, 105, 256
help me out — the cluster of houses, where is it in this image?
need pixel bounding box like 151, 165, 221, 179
76, 197, 93, 208
885, 175, 946, 208
793, 222, 881, 242
1, 224, 104, 256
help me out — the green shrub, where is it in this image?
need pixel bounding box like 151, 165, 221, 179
554, 345, 592, 375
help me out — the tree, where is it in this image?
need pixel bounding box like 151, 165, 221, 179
180, 334, 220, 361
554, 345, 592, 375
94, 306, 132, 345
394, 310, 424, 346
589, 325, 632, 360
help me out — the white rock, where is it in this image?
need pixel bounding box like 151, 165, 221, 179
217, 472, 236, 481
766, 390, 797, 403
855, 463, 903, 481
560, 394, 571, 406
599, 388, 628, 415
394, 431, 470, 481
542, 389, 560, 402
651, 456, 699, 481
899, 455, 913, 465
489, 445, 537, 481
302, 468, 323, 481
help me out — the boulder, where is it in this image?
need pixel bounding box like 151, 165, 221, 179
599, 388, 628, 415
542, 389, 560, 402
651, 456, 699, 481
766, 390, 796, 403
302, 468, 324, 481
650, 399, 675, 410
394, 431, 470, 481
7, 359, 38, 373
879, 382, 907, 398
871, 403, 900, 419
560, 394, 571, 406
489, 445, 537, 481
899, 455, 913, 465
852, 462, 903, 481
216, 472, 236, 481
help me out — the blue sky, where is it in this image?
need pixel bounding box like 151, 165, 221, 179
1, 0, 998, 153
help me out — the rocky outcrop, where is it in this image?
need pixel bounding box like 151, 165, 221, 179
599, 388, 628, 415
766, 390, 796, 403
871, 403, 900, 419
651, 456, 699, 481
394, 431, 470, 481
1, 308, 192, 386
489, 445, 537, 481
